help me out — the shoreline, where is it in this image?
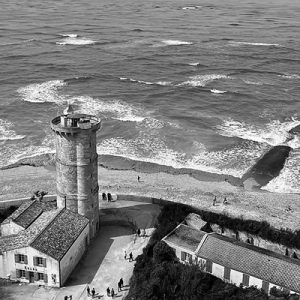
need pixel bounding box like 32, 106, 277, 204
0, 153, 244, 187
0, 162, 299, 232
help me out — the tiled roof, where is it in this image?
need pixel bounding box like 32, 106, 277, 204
163, 224, 206, 252
30, 209, 89, 261
2, 199, 57, 228
0, 210, 60, 253
197, 233, 300, 293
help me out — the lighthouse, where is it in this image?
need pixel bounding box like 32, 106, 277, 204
50, 104, 101, 238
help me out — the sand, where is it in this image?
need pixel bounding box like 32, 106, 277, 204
0, 163, 299, 231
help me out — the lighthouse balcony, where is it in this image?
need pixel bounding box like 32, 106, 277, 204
51, 114, 101, 134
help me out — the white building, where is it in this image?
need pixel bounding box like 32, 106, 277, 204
162, 223, 300, 296
0, 199, 89, 287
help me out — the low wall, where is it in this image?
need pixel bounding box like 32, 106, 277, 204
116, 194, 173, 206
0, 195, 56, 210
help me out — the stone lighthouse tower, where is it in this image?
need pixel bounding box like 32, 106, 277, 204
50, 104, 101, 238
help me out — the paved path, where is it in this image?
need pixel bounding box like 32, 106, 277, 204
0, 201, 160, 300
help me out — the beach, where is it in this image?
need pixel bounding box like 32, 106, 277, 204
1, 155, 299, 232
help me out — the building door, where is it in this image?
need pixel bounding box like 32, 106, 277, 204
29, 272, 35, 283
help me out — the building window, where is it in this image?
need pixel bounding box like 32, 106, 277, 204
15, 254, 28, 264
242, 274, 250, 287
33, 257, 47, 267
181, 251, 187, 261
38, 273, 44, 281
16, 269, 26, 278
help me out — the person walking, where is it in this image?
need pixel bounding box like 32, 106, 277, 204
137, 175, 140, 182
118, 281, 121, 292
213, 196, 217, 206
137, 228, 141, 237
129, 252, 133, 262
91, 288, 95, 298
87, 286, 90, 296
106, 287, 110, 297
120, 278, 124, 288
124, 250, 127, 260
111, 288, 115, 298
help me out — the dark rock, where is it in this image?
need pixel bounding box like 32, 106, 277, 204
242, 145, 291, 188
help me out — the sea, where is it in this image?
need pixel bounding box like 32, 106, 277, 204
0, 0, 299, 193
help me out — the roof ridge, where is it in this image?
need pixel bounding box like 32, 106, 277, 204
11, 200, 37, 222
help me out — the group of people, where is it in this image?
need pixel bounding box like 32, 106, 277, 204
86, 286, 96, 298
212, 196, 228, 206
102, 192, 113, 202
124, 250, 134, 262
136, 228, 146, 238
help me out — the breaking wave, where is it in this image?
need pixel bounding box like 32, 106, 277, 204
153, 40, 193, 47
229, 41, 281, 47
17, 80, 67, 103
210, 89, 226, 94
0, 119, 26, 141
179, 74, 229, 87
119, 77, 172, 86
216, 118, 300, 148
98, 136, 266, 178
56, 36, 96, 45
278, 74, 300, 79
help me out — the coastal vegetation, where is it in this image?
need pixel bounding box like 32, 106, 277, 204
152, 203, 300, 250
126, 203, 269, 300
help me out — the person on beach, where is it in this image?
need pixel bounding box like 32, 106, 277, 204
118, 280, 122, 292
124, 250, 127, 260
120, 278, 124, 288
213, 196, 216, 206
137, 175, 140, 182
87, 286, 90, 296
64, 296, 68, 300
69, 296, 72, 300
223, 197, 228, 205
106, 287, 110, 297
112, 288, 115, 298
91, 288, 95, 297
129, 252, 133, 262
102, 192, 107, 201
137, 228, 141, 236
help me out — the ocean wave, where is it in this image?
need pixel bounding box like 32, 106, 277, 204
0, 119, 26, 141
278, 74, 300, 79
119, 77, 172, 86
210, 89, 226, 94
229, 41, 281, 47
179, 74, 229, 87
188, 62, 206, 67
71, 96, 145, 122
56, 36, 96, 46
17, 80, 67, 103
153, 40, 193, 47
216, 118, 300, 148
97, 136, 265, 178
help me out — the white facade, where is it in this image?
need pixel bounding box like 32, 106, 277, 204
0, 223, 89, 287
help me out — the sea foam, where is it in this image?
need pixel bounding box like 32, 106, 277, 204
56, 36, 96, 45
210, 89, 226, 94
229, 41, 281, 47
153, 40, 193, 47
0, 119, 25, 141
17, 80, 67, 103
216, 118, 300, 148
179, 74, 229, 87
